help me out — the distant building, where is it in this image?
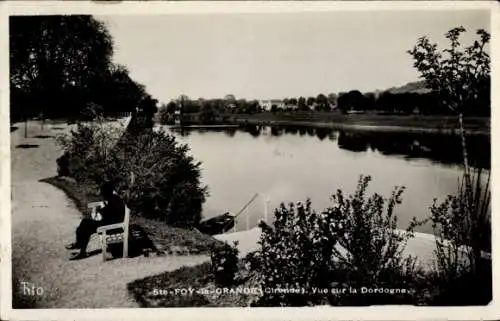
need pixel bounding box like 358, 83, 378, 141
259, 99, 285, 111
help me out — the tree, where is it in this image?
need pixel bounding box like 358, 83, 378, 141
10, 15, 157, 125
408, 27, 490, 275
363, 92, 376, 111
211, 99, 225, 111
94, 64, 149, 116
297, 97, 308, 111
166, 101, 177, 114
306, 97, 316, 107
337, 90, 364, 113
246, 100, 260, 114
327, 93, 338, 106
199, 103, 216, 123
158, 103, 174, 124
10, 15, 114, 119
179, 95, 201, 114
316, 93, 329, 111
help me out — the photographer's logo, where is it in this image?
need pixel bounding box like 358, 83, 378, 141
20, 281, 44, 296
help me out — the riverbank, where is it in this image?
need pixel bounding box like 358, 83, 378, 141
127, 224, 491, 307
10, 120, 215, 308
170, 112, 490, 135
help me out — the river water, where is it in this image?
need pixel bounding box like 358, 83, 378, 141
162, 124, 490, 235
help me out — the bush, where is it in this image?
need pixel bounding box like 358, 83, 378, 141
56, 118, 125, 183
56, 117, 207, 227
254, 175, 424, 306
80, 102, 104, 121
210, 241, 239, 287
429, 168, 491, 304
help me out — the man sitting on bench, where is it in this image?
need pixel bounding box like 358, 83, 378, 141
66, 182, 125, 260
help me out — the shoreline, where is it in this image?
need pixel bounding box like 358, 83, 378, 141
230, 119, 489, 135
163, 114, 490, 136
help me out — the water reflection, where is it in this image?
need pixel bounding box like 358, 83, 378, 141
175, 124, 490, 169
239, 124, 260, 137
164, 123, 490, 234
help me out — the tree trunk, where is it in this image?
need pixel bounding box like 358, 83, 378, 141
458, 113, 471, 189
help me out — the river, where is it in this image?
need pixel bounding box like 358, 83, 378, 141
162, 124, 490, 235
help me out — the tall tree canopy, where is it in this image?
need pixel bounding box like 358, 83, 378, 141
315, 93, 329, 111
10, 15, 157, 121
408, 27, 490, 116
337, 90, 365, 113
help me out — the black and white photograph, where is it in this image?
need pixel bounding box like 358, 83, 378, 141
2, 1, 497, 319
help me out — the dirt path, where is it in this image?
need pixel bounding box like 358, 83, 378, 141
11, 121, 209, 308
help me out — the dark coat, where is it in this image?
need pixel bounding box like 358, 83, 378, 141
97, 194, 125, 225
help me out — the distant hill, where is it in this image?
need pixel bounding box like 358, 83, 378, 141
385, 80, 432, 94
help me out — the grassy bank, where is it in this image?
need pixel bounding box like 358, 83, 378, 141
172, 112, 489, 135
128, 260, 261, 307
41, 176, 225, 255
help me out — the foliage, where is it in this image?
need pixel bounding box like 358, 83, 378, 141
297, 97, 308, 111
95, 64, 158, 118
327, 93, 338, 106
254, 176, 423, 306
57, 118, 207, 227
199, 104, 217, 124
56, 118, 125, 183
429, 168, 491, 303
158, 102, 177, 124
80, 102, 105, 121
329, 176, 422, 285
128, 262, 215, 307
408, 27, 490, 116
315, 94, 329, 111
410, 27, 492, 304
10, 15, 157, 121
337, 90, 365, 113
210, 241, 240, 287
10, 15, 111, 119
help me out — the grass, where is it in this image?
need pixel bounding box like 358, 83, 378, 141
41, 176, 225, 255
170, 112, 490, 135
127, 249, 491, 307
127, 250, 430, 307
127, 260, 260, 307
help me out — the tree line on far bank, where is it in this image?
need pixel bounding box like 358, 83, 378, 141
10, 15, 158, 122
159, 82, 489, 122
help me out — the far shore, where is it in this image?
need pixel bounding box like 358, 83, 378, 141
165, 112, 490, 136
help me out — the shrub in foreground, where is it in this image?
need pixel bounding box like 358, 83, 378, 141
56, 117, 207, 227
429, 168, 491, 305
254, 175, 424, 306
210, 241, 239, 287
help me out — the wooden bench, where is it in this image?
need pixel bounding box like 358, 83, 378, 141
87, 201, 131, 262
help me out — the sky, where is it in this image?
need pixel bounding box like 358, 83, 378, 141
97, 10, 489, 103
